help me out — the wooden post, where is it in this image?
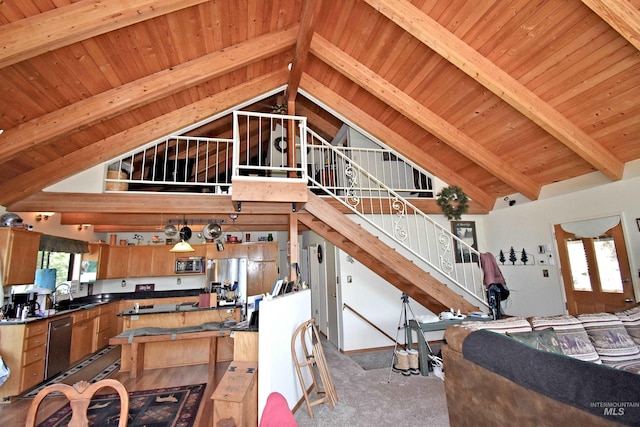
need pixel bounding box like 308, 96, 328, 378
286, 99, 297, 178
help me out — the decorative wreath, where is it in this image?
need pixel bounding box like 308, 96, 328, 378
274, 136, 287, 153
436, 185, 469, 220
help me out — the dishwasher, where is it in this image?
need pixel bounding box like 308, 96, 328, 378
45, 316, 73, 379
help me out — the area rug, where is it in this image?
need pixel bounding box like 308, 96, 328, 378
23, 346, 121, 398
36, 383, 206, 427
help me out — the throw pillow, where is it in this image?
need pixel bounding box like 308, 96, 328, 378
578, 312, 640, 367
460, 316, 531, 334
616, 306, 640, 346
506, 329, 565, 355
532, 315, 601, 363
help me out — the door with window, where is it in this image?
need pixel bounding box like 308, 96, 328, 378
554, 220, 635, 315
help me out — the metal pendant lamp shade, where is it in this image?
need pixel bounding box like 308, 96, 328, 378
170, 240, 195, 253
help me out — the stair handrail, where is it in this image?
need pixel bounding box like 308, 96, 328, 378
305, 128, 487, 307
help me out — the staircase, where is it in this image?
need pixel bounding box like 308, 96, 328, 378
104, 110, 487, 313
300, 192, 479, 314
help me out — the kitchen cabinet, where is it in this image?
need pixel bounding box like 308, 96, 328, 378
70, 307, 99, 364
0, 320, 48, 401
128, 245, 154, 277
247, 260, 278, 295
95, 303, 117, 350
206, 242, 248, 259
21, 321, 48, 392
0, 228, 41, 285
84, 243, 110, 279
106, 245, 129, 278
151, 245, 178, 276
247, 241, 278, 261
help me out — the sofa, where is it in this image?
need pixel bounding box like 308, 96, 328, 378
442, 307, 640, 427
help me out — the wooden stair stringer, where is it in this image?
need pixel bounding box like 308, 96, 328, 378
300, 193, 479, 314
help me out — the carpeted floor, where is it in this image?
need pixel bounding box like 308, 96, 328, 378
294, 341, 450, 427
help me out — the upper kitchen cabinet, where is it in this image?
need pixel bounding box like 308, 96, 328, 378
84, 243, 110, 280
128, 245, 154, 278
0, 228, 41, 285
106, 245, 130, 279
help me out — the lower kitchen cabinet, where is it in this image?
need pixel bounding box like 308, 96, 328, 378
20, 322, 48, 392
0, 320, 49, 401
95, 303, 117, 350
69, 308, 99, 365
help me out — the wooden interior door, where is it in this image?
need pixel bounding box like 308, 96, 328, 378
554, 222, 635, 315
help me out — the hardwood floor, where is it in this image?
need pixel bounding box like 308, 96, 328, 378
0, 347, 228, 427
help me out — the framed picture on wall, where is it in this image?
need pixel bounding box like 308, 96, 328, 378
451, 220, 478, 263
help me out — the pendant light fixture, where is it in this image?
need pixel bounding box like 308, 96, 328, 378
170, 216, 195, 253
170, 240, 195, 252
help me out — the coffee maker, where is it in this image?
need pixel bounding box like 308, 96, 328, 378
27, 293, 40, 317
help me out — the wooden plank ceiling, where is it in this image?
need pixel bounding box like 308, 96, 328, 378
1, 0, 639, 231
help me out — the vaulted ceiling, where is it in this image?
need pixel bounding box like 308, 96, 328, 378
1, 0, 639, 225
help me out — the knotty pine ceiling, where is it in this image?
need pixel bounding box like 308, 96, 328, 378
1, 0, 639, 231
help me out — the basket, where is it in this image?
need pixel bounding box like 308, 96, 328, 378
106, 170, 128, 191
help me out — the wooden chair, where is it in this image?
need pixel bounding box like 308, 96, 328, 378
25, 379, 129, 427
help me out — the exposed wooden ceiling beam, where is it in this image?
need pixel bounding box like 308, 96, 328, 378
310, 35, 540, 202
9, 193, 298, 214
581, 0, 640, 52
296, 103, 340, 140
0, 70, 290, 207
363, 0, 624, 181
300, 73, 495, 210
286, 0, 323, 105
0, 0, 209, 68
60, 212, 289, 226
0, 27, 298, 163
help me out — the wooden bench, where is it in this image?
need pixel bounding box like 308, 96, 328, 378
109, 329, 231, 379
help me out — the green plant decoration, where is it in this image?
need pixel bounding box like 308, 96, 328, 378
436, 185, 470, 220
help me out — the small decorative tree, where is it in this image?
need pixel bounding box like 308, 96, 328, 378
499, 250, 506, 265
521, 248, 529, 265
509, 247, 517, 265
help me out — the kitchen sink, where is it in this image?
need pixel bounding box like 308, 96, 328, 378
54, 302, 98, 311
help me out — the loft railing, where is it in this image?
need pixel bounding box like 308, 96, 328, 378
105, 136, 234, 193
104, 111, 485, 307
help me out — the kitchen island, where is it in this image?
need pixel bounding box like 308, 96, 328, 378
115, 303, 241, 374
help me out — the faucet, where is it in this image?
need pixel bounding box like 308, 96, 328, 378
52, 283, 73, 308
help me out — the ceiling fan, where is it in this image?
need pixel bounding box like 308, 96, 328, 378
252, 94, 287, 114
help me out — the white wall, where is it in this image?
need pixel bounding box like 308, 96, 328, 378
483, 161, 640, 318
258, 290, 312, 422
306, 161, 640, 351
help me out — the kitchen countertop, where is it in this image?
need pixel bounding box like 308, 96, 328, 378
0, 301, 109, 325
0, 289, 207, 325
118, 302, 239, 316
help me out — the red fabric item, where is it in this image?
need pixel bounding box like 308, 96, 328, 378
479, 252, 506, 288
260, 392, 297, 427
